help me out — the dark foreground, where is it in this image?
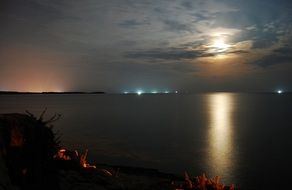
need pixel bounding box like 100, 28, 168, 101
0, 112, 236, 190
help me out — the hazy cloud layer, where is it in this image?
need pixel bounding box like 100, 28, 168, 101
0, 0, 292, 92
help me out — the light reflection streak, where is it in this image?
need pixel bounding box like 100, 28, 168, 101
207, 93, 235, 176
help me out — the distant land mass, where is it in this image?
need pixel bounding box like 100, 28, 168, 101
0, 91, 291, 95
0, 91, 106, 94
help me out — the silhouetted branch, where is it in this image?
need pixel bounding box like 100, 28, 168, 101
25, 110, 35, 119
39, 108, 48, 121
44, 114, 61, 124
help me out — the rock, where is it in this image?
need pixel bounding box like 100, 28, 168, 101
0, 153, 13, 190
0, 113, 60, 190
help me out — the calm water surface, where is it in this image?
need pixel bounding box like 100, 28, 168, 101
0, 93, 291, 189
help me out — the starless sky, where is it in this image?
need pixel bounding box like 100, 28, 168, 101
0, 0, 292, 92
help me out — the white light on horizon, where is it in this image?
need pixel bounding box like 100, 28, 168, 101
277, 90, 283, 94
123, 91, 129, 94
137, 90, 143, 95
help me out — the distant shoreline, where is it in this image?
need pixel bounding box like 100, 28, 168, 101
0, 91, 290, 95
0, 91, 106, 95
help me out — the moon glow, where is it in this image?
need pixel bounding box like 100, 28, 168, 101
211, 39, 231, 52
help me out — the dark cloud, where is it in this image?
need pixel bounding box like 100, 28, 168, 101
126, 43, 249, 62
118, 40, 138, 46
191, 12, 213, 21
181, 1, 194, 10
253, 44, 292, 67
126, 48, 214, 61
0, 0, 62, 21
162, 20, 193, 33
251, 30, 282, 49
253, 54, 292, 67
119, 19, 149, 28
226, 50, 249, 54
273, 46, 292, 54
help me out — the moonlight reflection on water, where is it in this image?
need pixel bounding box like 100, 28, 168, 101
207, 93, 235, 178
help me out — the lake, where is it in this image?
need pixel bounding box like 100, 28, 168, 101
0, 93, 291, 189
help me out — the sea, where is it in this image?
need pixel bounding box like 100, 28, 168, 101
0, 93, 291, 189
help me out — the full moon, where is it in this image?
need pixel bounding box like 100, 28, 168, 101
206, 38, 232, 59
210, 38, 231, 52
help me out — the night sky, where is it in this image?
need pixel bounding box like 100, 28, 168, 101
0, 0, 292, 93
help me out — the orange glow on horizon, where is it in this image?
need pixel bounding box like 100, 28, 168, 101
1, 84, 66, 93
0, 46, 72, 92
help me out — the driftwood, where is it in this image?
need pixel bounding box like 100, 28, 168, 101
0, 111, 61, 190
